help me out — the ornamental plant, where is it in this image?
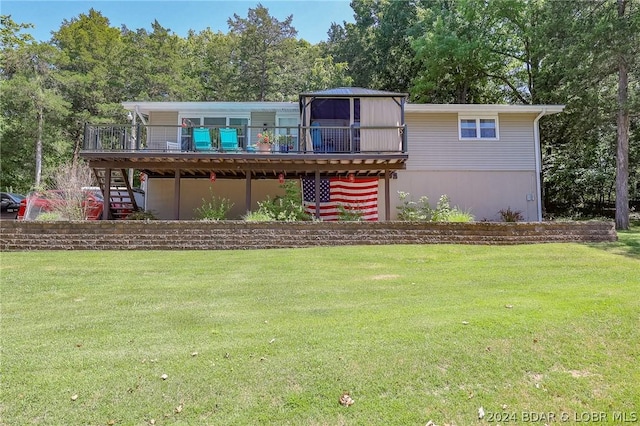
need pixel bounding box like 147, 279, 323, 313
256, 131, 275, 146
194, 187, 234, 220
253, 180, 310, 221
396, 191, 474, 222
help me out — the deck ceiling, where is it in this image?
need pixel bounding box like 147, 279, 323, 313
80, 152, 408, 178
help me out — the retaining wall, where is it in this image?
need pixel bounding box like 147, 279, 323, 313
0, 221, 616, 251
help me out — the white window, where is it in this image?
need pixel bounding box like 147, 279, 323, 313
458, 116, 499, 140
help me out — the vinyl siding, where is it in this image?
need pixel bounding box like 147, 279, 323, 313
390, 170, 539, 221
146, 178, 388, 220
147, 111, 179, 150
250, 112, 276, 146
405, 112, 538, 171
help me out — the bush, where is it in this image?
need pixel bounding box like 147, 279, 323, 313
445, 210, 475, 222
255, 180, 310, 221
397, 192, 474, 222
499, 207, 524, 222
46, 161, 97, 221
337, 204, 364, 221
125, 210, 157, 220
243, 211, 274, 222
34, 212, 64, 221
194, 188, 234, 220
396, 191, 432, 221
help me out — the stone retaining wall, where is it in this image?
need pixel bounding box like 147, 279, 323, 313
0, 221, 616, 251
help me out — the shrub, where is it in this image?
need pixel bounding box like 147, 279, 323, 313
337, 204, 364, 221
243, 211, 274, 221
499, 207, 524, 222
255, 180, 310, 221
396, 191, 432, 221
34, 212, 64, 221
125, 210, 157, 220
445, 210, 475, 222
397, 192, 474, 222
46, 161, 97, 221
194, 187, 233, 220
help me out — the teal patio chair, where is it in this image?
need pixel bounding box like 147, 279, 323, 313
193, 128, 213, 151
219, 128, 240, 151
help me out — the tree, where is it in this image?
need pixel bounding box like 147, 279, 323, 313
326, 0, 420, 93
615, 0, 633, 230
2, 22, 70, 191
304, 54, 353, 91
538, 0, 639, 226
227, 4, 298, 101
52, 9, 125, 157
120, 20, 195, 102
184, 28, 238, 101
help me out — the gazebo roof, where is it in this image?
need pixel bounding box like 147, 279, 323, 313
299, 87, 407, 98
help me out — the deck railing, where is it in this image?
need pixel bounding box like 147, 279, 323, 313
83, 123, 408, 154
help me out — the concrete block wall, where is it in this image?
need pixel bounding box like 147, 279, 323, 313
0, 221, 616, 251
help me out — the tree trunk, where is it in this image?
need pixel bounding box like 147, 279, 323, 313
35, 102, 44, 188
615, 0, 630, 230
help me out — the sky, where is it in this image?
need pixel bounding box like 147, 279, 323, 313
2, 0, 355, 44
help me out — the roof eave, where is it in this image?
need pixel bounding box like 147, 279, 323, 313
405, 104, 565, 114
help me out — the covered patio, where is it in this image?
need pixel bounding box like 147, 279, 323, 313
80, 151, 407, 220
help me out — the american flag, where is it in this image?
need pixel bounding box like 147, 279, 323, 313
301, 177, 379, 221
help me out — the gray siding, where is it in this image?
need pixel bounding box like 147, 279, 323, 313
405, 112, 538, 171
147, 111, 179, 150
250, 111, 276, 146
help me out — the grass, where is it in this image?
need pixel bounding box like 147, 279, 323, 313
1, 228, 639, 425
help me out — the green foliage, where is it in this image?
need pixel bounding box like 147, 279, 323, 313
194, 187, 234, 220
227, 4, 298, 101
499, 207, 524, 222
125, 210, 157, 220
396, 191, 432, 221
255, 180, 310, 221
337, 204, 364, 221
242, 210, 274, 222
445, 210, 475, 223
326, 0, 419, 92
397, 192, 474, 222
33, 212, 64, 221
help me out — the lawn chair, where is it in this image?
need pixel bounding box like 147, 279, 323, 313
219, 128, 240, 152
166, 141, 181, 151
193, 128, 213, 151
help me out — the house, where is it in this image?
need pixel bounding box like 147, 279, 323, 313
80, 88, 563, 221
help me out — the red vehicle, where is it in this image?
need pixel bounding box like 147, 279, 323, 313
17, 189, 104, 220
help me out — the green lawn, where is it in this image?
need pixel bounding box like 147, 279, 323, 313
1, 229, 639, 425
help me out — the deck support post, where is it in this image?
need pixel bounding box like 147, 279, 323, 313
103, 168, 111, 220
315, 169, 321, 220
384, 170, 391, 221
245, 172, 252, 214
173, 169, 180, 220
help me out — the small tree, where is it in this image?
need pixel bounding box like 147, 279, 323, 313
48, 160, 97, 220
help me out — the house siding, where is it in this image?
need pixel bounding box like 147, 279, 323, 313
145, 177, 389, 221
405, 112, 538, 171
390, 170, 538, 221
250, 111, 276, 146
146, 178, 287, 220
136, 106, 547, 222
148, 111, 179, 150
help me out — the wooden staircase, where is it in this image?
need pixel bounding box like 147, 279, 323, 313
93, 168, 139, 219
